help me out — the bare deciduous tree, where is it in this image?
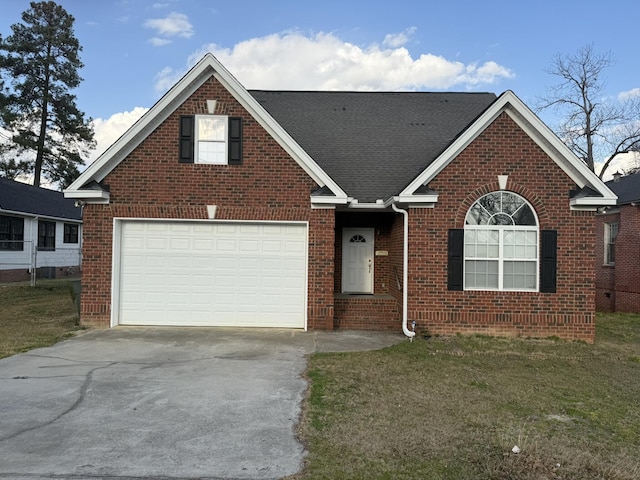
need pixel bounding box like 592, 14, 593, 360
537, 44, 640, 179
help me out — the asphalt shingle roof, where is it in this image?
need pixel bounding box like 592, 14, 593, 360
250, 90, 497, 202
606, 173, 640, 205
0, 177, 81, 220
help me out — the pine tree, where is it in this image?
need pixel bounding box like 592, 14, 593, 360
0, 1, 94, 188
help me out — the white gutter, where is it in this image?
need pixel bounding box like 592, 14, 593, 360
391, 202, 416, 340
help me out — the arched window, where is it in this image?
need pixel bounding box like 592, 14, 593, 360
464, 191, 538, 290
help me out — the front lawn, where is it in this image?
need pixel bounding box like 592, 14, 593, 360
2, 282, 638, 479
293, 313, 640, 479
0, 279, 79, 359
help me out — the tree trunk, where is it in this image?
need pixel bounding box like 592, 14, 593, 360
34, 45, 52, 187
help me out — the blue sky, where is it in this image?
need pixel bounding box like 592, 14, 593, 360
2, 0, 639, 173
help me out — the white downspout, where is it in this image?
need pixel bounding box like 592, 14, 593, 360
391, 203, 416, 340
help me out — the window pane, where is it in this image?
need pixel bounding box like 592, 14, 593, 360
504, 261, 536, 289
465, 260, 499, 288
465, 229, 499, 258
502, 193, 524, 216
477, 192, 502, 216
198, 117, 225, 141
464, 230, 477, 256
466, 203, 491, 225
503, 230, 537, 259
489, 212, 513, 225
512, 203, 536, 225
197, 140, 226, 164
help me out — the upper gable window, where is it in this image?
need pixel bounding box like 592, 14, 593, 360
179, 115, 242, 165
464, 192, 538, 291
196, 115, 227, 164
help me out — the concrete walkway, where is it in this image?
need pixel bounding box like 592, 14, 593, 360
0, 328, 404, 480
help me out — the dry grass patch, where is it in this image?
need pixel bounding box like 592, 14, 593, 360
0, 279, 80, 359
291, 314, 640, 480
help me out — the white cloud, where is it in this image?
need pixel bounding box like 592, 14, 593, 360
85, 30, 515, 173
149, 37, 171, 47
88, 107, 148, 165
154, 30, 514, 95
144, 12, 194, 39
382, 27, 417, 48
596, 151, 640, 181
619, 88, 640, 102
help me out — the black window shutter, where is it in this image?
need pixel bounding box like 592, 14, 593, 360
447, 229, 464, 291
228, 117, 242, 165
179, 115, 194, 163
540, 230, 557, 293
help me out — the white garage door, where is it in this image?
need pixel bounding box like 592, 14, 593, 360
116, 221, 307, 328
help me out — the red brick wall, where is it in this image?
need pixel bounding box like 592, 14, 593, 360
596, 206, 640, 313
79, 75, 334, 329
334, 295, 400, 330
407, 112, 597, 342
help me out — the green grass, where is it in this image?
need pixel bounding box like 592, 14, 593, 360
0, 279, 80, 359
3, 283, 639, 478
292, 313, 640, 480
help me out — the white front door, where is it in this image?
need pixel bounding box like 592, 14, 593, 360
341, 228, 374, 294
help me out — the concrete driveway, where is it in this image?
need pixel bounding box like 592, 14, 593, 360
0, 328, 404, 480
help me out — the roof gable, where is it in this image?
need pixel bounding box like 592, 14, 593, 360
0, 177, 81, 221
400, 90, 617, 209
65, 54, 347, 203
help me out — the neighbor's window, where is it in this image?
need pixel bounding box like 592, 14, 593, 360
38, 220, 56, 251
195, 115, 227, 164
0, 215, 24, 251
604, 222, 618, 265
64, 223, 79, 244
464, 191, 538, 291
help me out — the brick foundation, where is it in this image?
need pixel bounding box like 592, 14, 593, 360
334, 294, 401, 330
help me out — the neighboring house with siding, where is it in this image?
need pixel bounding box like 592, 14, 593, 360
595, 172, 640, 313
0, 177, 82, 282
64, 54, 616, 342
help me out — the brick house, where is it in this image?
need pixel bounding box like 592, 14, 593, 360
64, 54, 616, 342
595, 172, 640, 313
1, 177, 82, 282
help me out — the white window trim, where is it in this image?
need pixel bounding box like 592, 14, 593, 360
463, 191, 539, 292
194, 114, 228, 164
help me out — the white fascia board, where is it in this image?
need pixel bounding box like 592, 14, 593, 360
63, 188, 110, 203
310, 195, 349, 204
394, 194, 439, 204
399, 90, 618, 206
346, 202, 388, 209
570, 196, 618, 208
